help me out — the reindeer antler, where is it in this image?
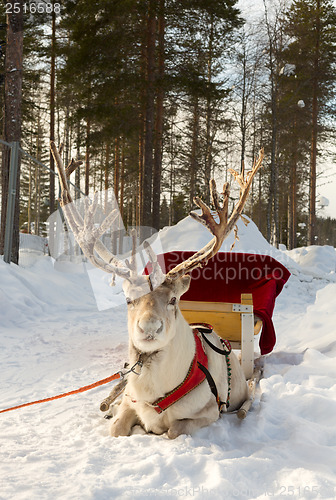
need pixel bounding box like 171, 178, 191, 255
167, 149, 264, 279
51, 141, 263, 289
50, 141, 136, 281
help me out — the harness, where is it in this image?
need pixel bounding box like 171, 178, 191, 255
129, 324, 232, 414
193, 324, 232, 412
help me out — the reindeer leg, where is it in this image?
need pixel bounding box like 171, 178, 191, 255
168, 416, 215, 439
167, 401, 219, 439
110, 399, 139, 437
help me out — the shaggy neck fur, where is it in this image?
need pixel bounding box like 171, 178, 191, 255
128, 309, 196, 402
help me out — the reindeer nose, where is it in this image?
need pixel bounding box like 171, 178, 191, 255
138, 317, 163, 334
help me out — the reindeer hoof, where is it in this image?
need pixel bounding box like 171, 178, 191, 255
167, 428, 180, 439
110, 418, 131, 437
167, 422, 185, 439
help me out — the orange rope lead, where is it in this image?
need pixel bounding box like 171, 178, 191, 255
0, 372, 122, 414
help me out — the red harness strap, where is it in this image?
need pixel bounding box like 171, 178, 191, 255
152, 329, 208, 414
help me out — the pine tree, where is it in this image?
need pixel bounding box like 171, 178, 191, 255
58, 0, 242, 234
60, 0, 144, 207
163, 0, 242, 210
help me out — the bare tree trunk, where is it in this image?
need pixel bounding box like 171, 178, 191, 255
137, 121, 144, 228
168, 117, 175, 225
0, 2, 24, 263
85, 118, 90, 196
132, 191, 136, 227
49, 7, 56, 215
308, 101, 318, 245
257, 121, 264, 230
34, 162, 40, 235
204, 16, 214, 205
240, 45, 247, 173
137, 27, 146, 230
142, 0, 156, 228
249, 86, 258, 219
64, 105, 70, 168
190, 97, 199, 209
28, 158, 32, 233
258, 169, 262, 229
264, 0, 279, 246
288, 161, 297, 250
99, 146, 104, 195
34, 115, 42, 235
120, 137, 125, 220
104, 142, 110, 213
288, 117, 298, 250
75, 120, 81, 199
114, 136, 120, 206
152, 0, 165, 230
111, 137, 120, 253
118, 138, 125, 254
292, 162, 297, 248
308, 0, 320, 245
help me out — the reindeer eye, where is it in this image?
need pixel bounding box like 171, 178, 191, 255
168, 297, 177, 306
126, 297, 132, 305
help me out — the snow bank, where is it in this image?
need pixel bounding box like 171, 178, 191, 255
156, 214, 277, 256
283, 245, 336, 282
0, 257, 96, 328
1, 216, 336, 499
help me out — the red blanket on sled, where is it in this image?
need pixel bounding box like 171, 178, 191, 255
154, 252, 291, 355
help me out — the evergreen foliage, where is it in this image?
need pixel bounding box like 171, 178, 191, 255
1, 0, 336, 253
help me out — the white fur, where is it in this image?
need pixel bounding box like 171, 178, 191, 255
110, 276, 248, 438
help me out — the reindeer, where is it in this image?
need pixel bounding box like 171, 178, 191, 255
51, 142, 263, 438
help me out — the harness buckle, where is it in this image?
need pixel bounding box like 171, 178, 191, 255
120, 360, 143, 378
130, 360, 143, 376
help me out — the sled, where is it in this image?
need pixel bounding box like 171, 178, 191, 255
159, 251, 291, 380
163, 250, 290, 417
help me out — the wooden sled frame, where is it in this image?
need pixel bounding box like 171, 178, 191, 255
179, 293, 262, 380
180, 292, 263, 419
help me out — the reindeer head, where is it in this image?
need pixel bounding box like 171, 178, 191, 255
50, 142, 263, 352
123, 275, 191, 352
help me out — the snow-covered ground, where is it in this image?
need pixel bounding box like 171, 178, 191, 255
1, 216, 336, 500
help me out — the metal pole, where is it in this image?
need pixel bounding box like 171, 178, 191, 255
4, 141, 19, 264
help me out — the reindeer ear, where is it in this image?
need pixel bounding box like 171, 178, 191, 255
173, 275, 191, 298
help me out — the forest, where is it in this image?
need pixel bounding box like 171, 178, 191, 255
0, 0, 336, 264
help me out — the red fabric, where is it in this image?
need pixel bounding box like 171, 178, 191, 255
147, 252, 290, 355
152, 329, 208, 413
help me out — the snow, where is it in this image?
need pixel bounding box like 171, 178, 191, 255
317, 196, 329, 209
1, 216, 336, 500
283, 245, 336, 282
